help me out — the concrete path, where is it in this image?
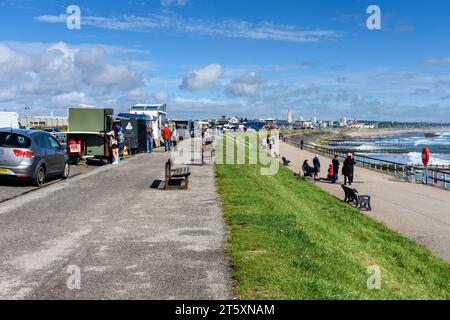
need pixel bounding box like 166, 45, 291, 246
0, 150, 232, 299
279, 142, 450, 262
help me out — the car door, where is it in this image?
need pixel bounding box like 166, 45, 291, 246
35, 134, 56, 174
46, 135, 66, 173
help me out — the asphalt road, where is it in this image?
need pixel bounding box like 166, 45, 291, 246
0, 151, 232, 299
0, 163, 100, 204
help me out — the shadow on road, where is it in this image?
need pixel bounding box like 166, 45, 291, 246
150, 180, 164, 190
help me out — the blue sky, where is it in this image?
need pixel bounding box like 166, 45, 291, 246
0, 0, 449, 121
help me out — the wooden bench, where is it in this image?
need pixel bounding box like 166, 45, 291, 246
341, 185, 372, 211
165, 159, 191, 190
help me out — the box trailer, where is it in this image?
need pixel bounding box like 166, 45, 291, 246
0, 112, 20, 129
117, 113, 149, 154
66, 107, 114, 163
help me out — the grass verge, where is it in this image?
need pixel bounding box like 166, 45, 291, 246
215, 139, 450, 299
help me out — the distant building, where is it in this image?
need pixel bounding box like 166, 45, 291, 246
287, 108, 293, 123
229, 116, 240, 124
303, 121, 313, 129
217, 116, 229, 126
349, 121, 378, 129
19, 116, 68, 128
339, 117, 348, 127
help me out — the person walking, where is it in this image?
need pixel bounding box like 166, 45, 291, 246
115, 124, 125, 161
162, 123, 172, 152
146, 125, 154, 153
342, 153, 356, 186
266, 136, 271, 150
331, 155, 340, 184
171, 122, 178, 148
313, 154, 321, 180
106, 129, 119, 165
300, 139, 304, 150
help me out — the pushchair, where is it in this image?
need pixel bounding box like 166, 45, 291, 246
302, 164, 315, 181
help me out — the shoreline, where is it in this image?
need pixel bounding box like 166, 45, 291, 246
288, 126, 450, 145
343, 126, 450, 139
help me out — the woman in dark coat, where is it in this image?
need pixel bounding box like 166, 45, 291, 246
342, 153, 356, 185
313, 155, 321, 180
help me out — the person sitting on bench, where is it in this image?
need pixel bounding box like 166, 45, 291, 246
282, 157, 291, 166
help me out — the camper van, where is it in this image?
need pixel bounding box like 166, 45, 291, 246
0, 112, 20, 129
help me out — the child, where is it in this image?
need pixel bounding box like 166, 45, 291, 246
327, 164, 334, 181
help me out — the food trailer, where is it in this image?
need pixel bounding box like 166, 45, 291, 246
128, 104, 167, 142
66, 107, 114, 164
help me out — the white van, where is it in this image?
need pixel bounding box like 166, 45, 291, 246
0, 112, 20, 129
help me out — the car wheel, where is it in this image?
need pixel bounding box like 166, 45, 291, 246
61, 162, 70, 180
33, 166, 46, 187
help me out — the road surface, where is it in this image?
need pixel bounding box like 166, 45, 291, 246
0, 151, 232, 299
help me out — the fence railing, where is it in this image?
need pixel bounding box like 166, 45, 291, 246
288, 140, 450, 189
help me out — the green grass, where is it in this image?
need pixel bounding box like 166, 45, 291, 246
215, 140, 450, 300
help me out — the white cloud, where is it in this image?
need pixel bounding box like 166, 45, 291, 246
35, 14, 67, 23
51, 91, 87, 107
161, 0, 188, 7
172, 96, 224, 106
154, 91, 170, 102
423, 57, 450, 65
35, 13, 339, 43
0, 44, 16, 63
226, 72, 267, 96
180, 64, 223, 91
0, 42, 147, 113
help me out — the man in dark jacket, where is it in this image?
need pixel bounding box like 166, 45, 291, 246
342, 153, 356, 185
332, 155, 340, 184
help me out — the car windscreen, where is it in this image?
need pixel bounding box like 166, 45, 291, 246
0, 132, 32, 148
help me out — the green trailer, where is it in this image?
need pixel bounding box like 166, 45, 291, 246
66, 107, 114, 163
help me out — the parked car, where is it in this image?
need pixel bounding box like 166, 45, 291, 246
0, 129, 70, 187
44, 128, 66, 144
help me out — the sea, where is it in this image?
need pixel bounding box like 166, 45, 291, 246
327, 131, 450, 166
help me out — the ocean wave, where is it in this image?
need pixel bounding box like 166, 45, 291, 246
355, 145, 379, 151
407, 152, 450, 166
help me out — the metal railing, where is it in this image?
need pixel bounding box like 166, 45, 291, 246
288, 140, 450, 189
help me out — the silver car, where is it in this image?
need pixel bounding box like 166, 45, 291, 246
44, 128, 66, 144
0, 129, 70, 187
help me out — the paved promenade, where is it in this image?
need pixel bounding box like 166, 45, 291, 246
0, 149, 232, 299
280, 142, 450, 262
